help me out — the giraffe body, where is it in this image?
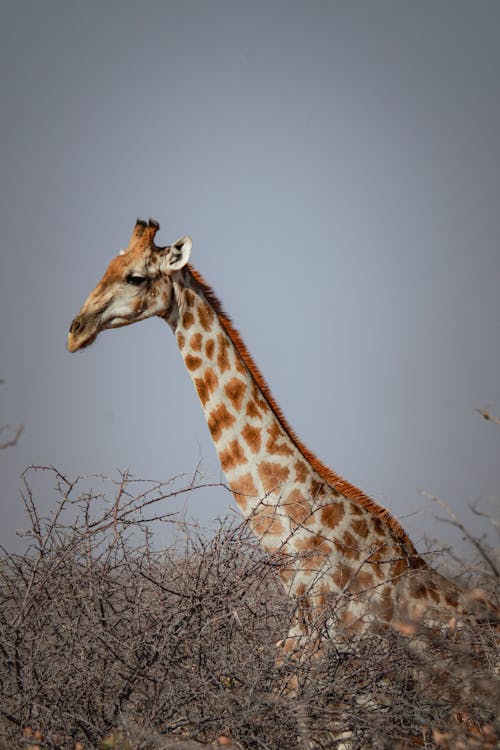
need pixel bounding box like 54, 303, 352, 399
68, 219, 498, 648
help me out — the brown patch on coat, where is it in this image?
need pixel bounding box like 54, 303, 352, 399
207, 403, 235, 442
231, 471, 258, 496
371, 516, 387, 536
336, 536, 360, 561
182, 311, 195, 329
310, 480, 328, 500
374, 586, 395, 622
251, 506, 285, 537
266, 422, 293, 457
348, 569, 374, 594
198, 300, 215, 331
176, 332, 185, 349
251, 384, 268, 412
234, 352, 247, 375
320, 502, 345, 530
245, 399, 261, 419
283, 488, 311, 524
295, 533, 333, 572
224, 377, 246, 412
241, 423, 262, 454
342, 530, 359, 552
257, 461, 290, 493
444, 589, 459, 609
352, 518, 369, 538
185, 354, 202, 371
189, 332, 203, 351
194, 377, 210, 406
205, 338, 215, 359
408, 576, 429, 600
184, 289, 196, 307
332, 562, 354, 589
220, 439, 248, 472
217, 333, 231, 373
203, 367, 219, 397
294, 460, 309, 483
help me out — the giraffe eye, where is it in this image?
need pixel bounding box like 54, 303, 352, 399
126, 273, 146, 286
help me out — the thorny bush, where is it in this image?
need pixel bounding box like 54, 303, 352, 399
0, 466, 498, 750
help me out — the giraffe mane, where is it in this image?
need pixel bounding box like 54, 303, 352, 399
188, 265, 418, 552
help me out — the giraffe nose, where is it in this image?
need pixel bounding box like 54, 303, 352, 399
69, 317, 81, 334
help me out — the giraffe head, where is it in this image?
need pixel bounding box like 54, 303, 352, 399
68, 219, 192, 352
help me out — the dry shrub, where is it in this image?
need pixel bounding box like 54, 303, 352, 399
0, 467, 498, 749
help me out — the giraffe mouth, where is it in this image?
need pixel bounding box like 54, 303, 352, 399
67, 328, 98, 352
67, 313, 101, 352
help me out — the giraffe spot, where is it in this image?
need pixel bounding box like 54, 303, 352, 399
342, 530, 358, 549
217, 333, 231, 373
370, 543, 390, 565
283, 488, 311, 524
332, 562, 354, 589
339, 608, 365, 634
257, 461, 290, 493
320, 502, 345, 529
207, 403, 235, 442
241, 423, 262, 454
184, 289, 196, 306
185, 354, 202, 371
245, 399, 261, 419
220, 439, 248, 472
231, 471, 258, 498
371, 516, 386, 536
294, 582, 309, 599
294, 460, 309, 483
204, 367, 219, 395
176, 332, 185, 349
251, 506, 285, 537
348, 569, 374, 594
371, 561, 385, 580
194, 377, 209, 406
444, 589, 459, 608
182, 311, 195, 329
409, 577, 428, 600
295, 533, 333, 572
374, 586, 394, 622
310, 480, 327, 500
234, 352, 247, 375
189, 332, 203, 351
295, 532, 329, 552
336, 534, 360, 561
198, 301, 215, 331
194, 368, 218, 407
351, 518, 369, 538
251, 385, 268, 412
205, 338, 215, 359
266, 422, 293, 457
349, 503, 364, 516
224, 377, 246, 412
426, 579, 441, 603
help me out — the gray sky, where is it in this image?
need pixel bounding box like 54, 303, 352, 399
1, 1, 499, 554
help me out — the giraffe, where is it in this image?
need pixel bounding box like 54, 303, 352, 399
68, 219, 498, 662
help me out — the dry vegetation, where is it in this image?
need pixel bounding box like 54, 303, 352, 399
0, 466, 498, 750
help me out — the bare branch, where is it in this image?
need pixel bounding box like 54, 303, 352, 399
0, 423, 24, 449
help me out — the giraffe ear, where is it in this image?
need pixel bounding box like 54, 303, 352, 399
162, 236, 192, 271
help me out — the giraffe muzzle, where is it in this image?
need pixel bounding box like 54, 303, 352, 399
67, 313, 99, 352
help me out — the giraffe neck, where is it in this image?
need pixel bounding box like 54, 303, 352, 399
162, 265, 417, 560
166, 268, 321, 531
